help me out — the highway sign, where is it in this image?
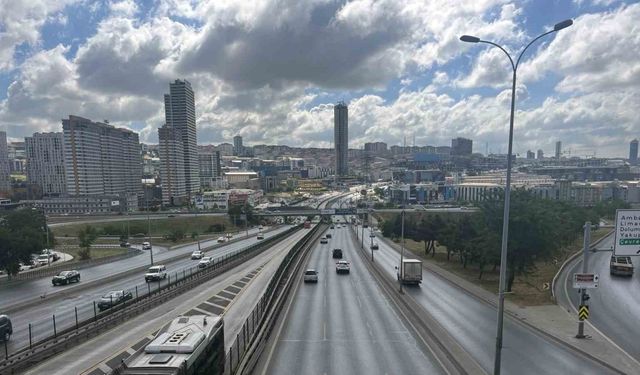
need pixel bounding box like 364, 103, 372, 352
320, 209, 335, 215
573, 273, 599, 289
613, 209, 640, 256
578, 305, 589, 321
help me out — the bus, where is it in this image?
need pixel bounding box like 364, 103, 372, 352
115, 315, 224, 375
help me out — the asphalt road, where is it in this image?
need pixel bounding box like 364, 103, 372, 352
259, 224, 445, 374
23, 226, 312, 375
1, 226, 291, 354
561, 233, 640, 361
362, 226, 619, 375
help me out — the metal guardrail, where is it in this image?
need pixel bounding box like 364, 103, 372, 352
226, 223, 325, 375
0, 226, 300, 375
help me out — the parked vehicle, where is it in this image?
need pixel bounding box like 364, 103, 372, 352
42, 249, 60, 261
217, 237, 226, 243
198, 257, 213, 269
191, 250, 204, 260
397, 259, 422, 285
142, 242, 152, 250
303, 269, 318, 283
52, 270, 80, 286
36, 253, 53, 266
145, 265, 167, 282
332, 248, 343, 259
610, 256, 634, 276
98, 290, 133, 311
336, 260, 351, 274
0, 315, 12, 342
226, 233, 233, 239
120, 241, 130, 247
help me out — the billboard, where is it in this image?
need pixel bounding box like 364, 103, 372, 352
614, 209, 640, 256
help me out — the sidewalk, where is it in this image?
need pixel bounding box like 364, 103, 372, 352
380, 235, 640, 375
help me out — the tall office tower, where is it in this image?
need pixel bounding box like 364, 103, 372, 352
537, 149, 544, 160
233, 135, 243, 156
0, 131, 10, 194
630, 139, 639, 165
163, 79, 199, 199
451, 137, 473, 156
526, 150, 535, 159
62, 115, 142, 196
555, 141, 562, 159
25, 132, 67, 196
334, 101, 348, 176
159, 125, 186, 205
198, 151, 222, 188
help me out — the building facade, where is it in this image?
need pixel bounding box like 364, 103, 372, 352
555, 141, 562, 159
364, 142, 387, 153
29, 193, 138, 215
25, 132, 67, 197
160, 79, 199, 203
630, 139, 638, 165
451, 137, 473, 156
62, 115, 142, 196
0, 131, 10, 194
537, 149, 544, 159
233, 136, 243, 156
199, 151, 222, 188
334, 102, 348, 176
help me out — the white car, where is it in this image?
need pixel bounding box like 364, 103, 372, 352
198, 257, 213, 268
257, 233, 264, 240
144, 265, 167, 282
142, 242, 152, 250
226, 233, 233, 239
191, 250, 204, 260
258, 226, 264, 231
303, 269, 318, 283
320, 236, 328, 244
336, 260, 351, 274
217, 237, 226, 243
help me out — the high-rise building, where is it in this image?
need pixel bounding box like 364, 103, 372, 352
364, 142, 388, 153
451, 137, 473, 156
62, 115, 142, 196
160, 79, 199, 203
25, 132, 66, 197
630, 139, 638, 165
159, 125, 186, 205
555, 141, 562, 159
526, 150, 535, 159
334, 102, 348, 176
0, 131, 10, 194
199, 151, 222, 188
233, 135, 243, 156
537, 149, 544, 160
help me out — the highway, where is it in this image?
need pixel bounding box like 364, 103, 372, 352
559, 232, 640, 361
1, 225, 290, 355
0, 227, 266, 310
360, 225, 619, 374
257, 222, 445, 374
23, 226, 314, 375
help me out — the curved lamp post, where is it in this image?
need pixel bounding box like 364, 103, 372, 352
460, 19, 572, 375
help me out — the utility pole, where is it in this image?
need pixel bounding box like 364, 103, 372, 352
576, 221, 592, 338
146, 194, 153, 266
399, 205, 405, 293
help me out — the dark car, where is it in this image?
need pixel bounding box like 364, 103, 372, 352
326, 233, 332, 239
120, 241, 130, 247
332, 248, 343, 259
97, 290, 133, 311
0, 315, 12, 342
52, 270, 80, 286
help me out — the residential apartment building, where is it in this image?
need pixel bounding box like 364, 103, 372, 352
25, 132, 67, 197
199, 151, 222, 188
62, 115, 142, 196
334, 102, 348, 176
0, 131, 10, 194
159, 125, 187, 205
451, 137, 473, 156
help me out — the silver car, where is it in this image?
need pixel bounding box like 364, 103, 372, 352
303, 269, 318, 283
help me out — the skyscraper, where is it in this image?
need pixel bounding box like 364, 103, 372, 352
0, 131, 10, 194
555, 141, 562, 159
526, 150, 535, 159
451, 137, 473, 156
159, 124, 186, 205
161, 79, 199, 203
537, 149, 544, 159
334, 102, 348, 176
25, 132, 66, 197
233, 135, 243, 156
62, 115, 142, 196
630, 139, 639, 165
199, 151, 222, 188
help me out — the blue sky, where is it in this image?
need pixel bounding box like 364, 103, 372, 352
0, 0, 638, 158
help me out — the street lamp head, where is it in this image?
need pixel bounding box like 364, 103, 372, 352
460, 35, 480, 43
553, 19, 573, 31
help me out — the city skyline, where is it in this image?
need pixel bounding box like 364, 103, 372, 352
0, 1, 638, 159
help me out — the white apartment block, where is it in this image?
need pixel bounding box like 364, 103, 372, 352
25, 132, 67, 196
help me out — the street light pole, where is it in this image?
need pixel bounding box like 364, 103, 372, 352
146, 193, 153, 266
460, 19, 572, 375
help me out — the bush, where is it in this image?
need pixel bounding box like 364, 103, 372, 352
166, 228, 186, 242
78, 247, 91, 260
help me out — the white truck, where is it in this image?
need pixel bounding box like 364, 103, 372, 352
397, 259, 422, 285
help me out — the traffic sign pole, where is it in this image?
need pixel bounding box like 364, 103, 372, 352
576, 222, 591, 339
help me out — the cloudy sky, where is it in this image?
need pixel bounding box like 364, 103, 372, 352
0, 0, 638, 157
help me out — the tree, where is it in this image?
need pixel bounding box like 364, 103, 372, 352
77, 225, 99, 260
0, 209, 49, 276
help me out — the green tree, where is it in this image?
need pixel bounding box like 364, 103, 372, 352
0, 209, 49, 276
77, 225, 99, 260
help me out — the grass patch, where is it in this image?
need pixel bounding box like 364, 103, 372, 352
392, 228, 612, 306
52, 216, 238, 238
58, 246, 128, 261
